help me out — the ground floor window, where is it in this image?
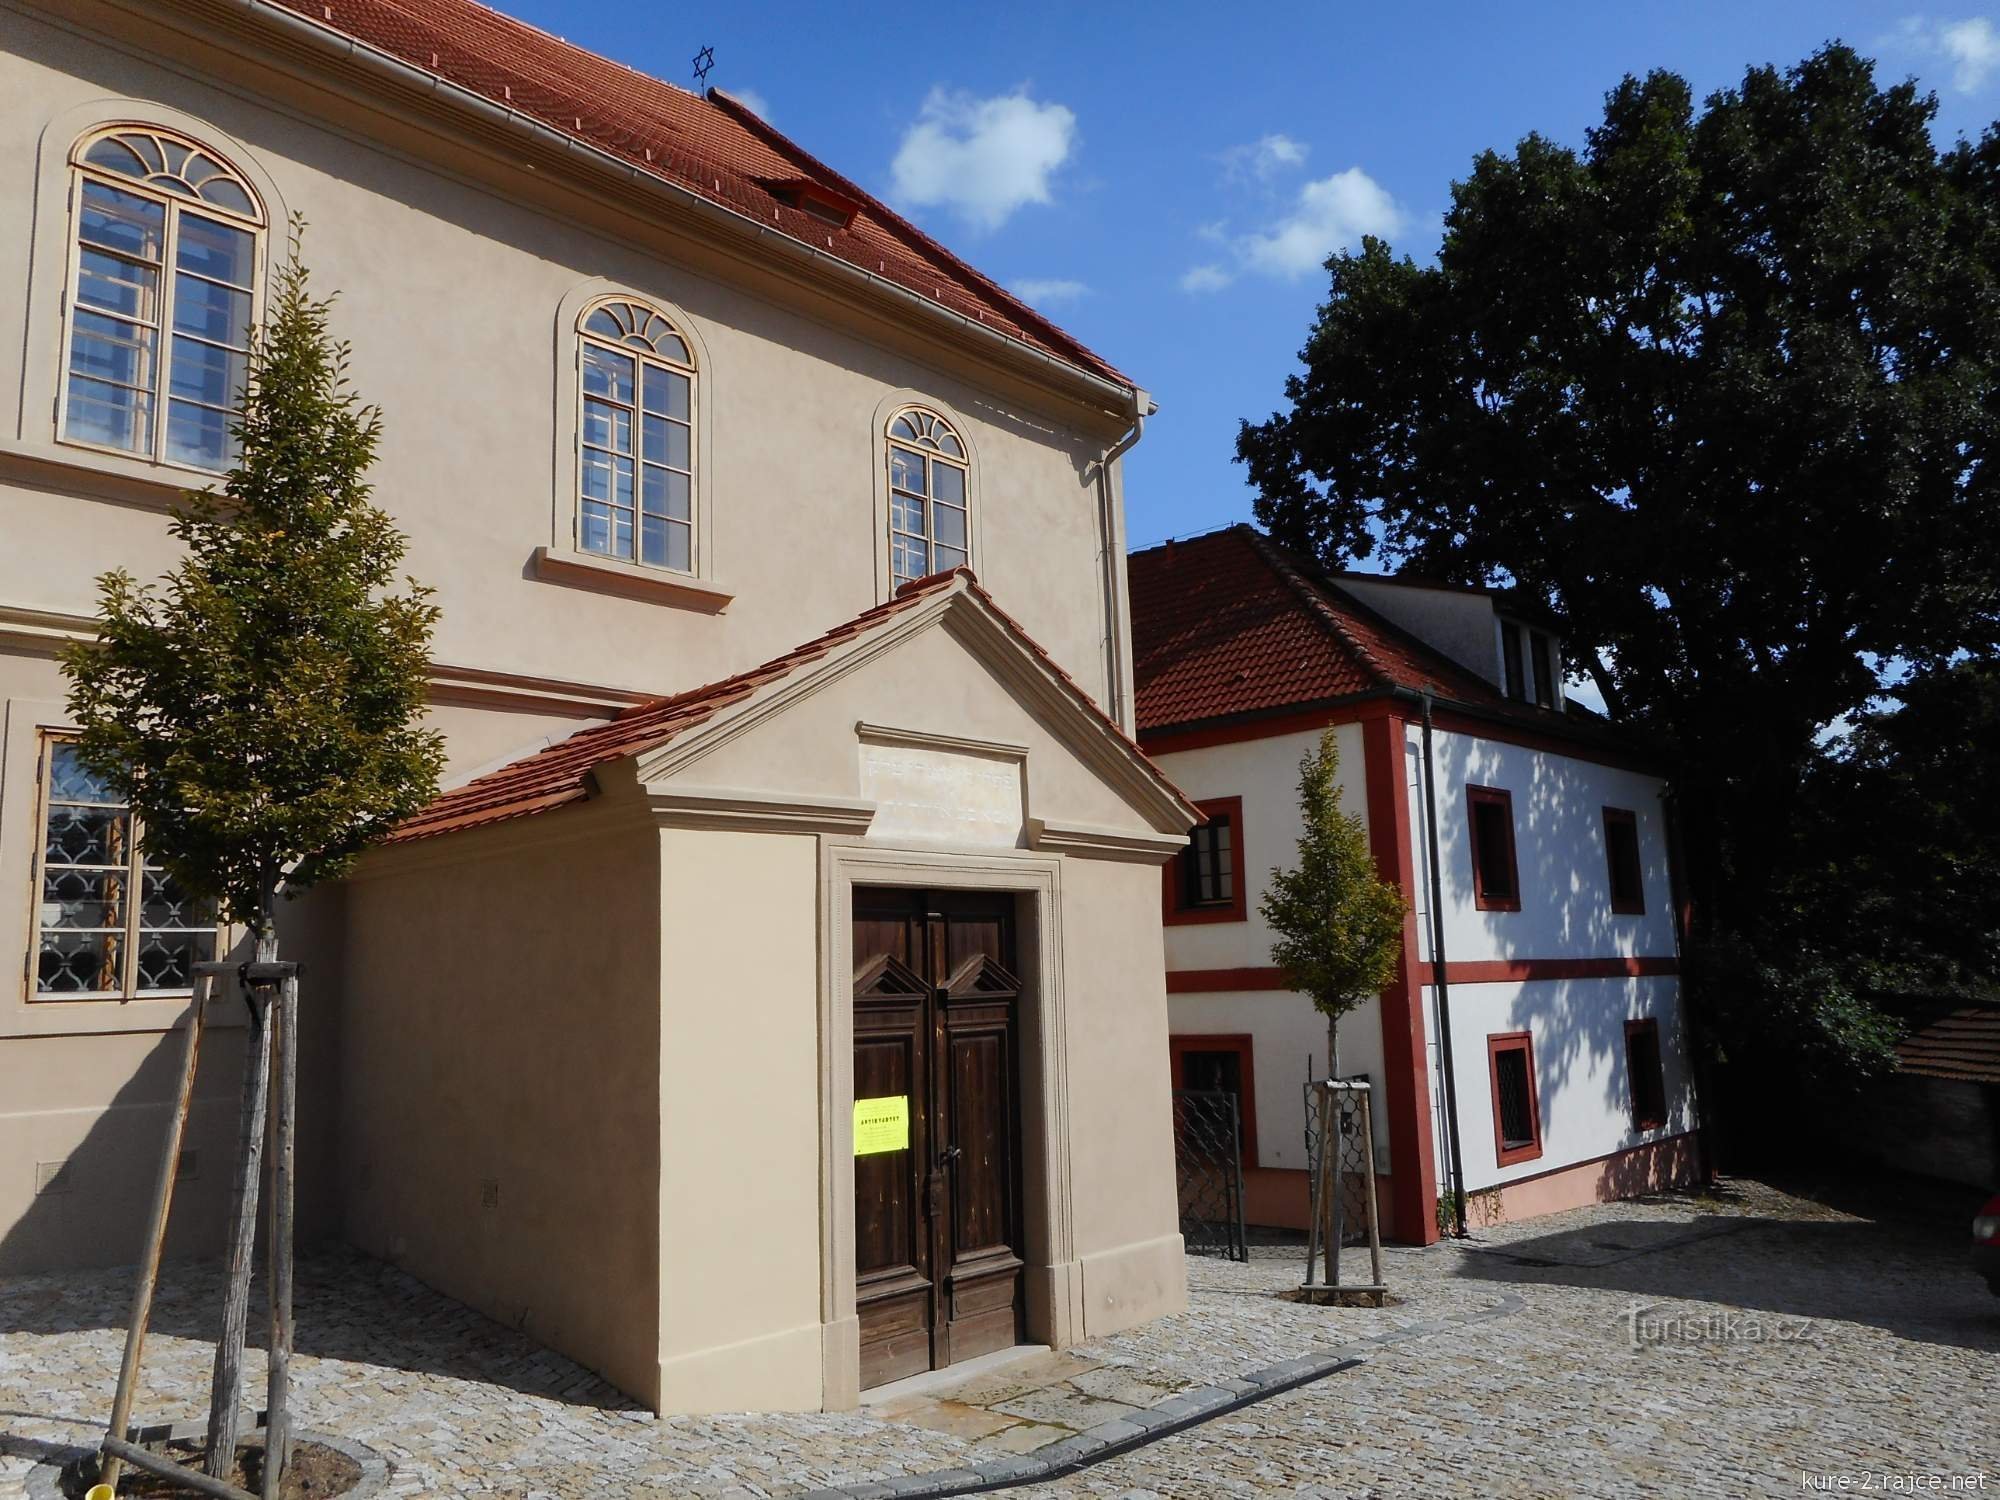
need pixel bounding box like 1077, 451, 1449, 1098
1486, 1030, 1542, 1165
1625, 1017, 1667, 1131
1169, 1032, 1259, 1165
31, 735, 216, 997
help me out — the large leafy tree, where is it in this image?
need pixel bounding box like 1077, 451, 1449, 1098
1239, 46, 2000, 1098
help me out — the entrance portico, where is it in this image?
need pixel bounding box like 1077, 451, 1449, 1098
337, 573, 1197, 1413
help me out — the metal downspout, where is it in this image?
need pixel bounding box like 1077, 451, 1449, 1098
1420, 695, 1470, 1237
1092, 392, 1151, 730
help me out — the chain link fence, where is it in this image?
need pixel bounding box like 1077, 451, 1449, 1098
1171, 1088, 1247, 1262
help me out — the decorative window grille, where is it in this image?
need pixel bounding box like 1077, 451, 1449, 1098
1626, 1018, 1667, 1131
1487, 1031, 1542, 1165
577, 299, 697, 572
886, 407, 969, 588
31, 737, 217, 998
61, 127, 264, 471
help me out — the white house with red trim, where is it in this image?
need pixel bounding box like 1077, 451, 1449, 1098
1131, 526, 1701, 1243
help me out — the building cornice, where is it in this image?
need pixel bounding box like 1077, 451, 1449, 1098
0, 601, 652, 719
1025, 818, 1185, 865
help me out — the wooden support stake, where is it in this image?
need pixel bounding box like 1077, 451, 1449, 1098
1358, 1086, 1384, 1292
262, 970, 298, 1496
99, 976, 212, 1490
1304, 1082, 1331, 1288
102, 1434, 257, 1500
205, 979, 273, 1478
1327, 1094, 1347, 1288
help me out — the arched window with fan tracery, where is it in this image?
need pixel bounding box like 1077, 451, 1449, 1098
60, 126, 265, 472
576, 297, 698, 572
885, 407, 970, 589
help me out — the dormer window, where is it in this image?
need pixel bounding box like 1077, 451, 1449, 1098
760, 177, 860, 229
1498, 618, 1560, 709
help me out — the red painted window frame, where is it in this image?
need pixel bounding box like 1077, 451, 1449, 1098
1486, 1031, 1543, 1166
1465, 785, 1521, 912
1164, 795, 1247, 925
1168, 1032, 1259, 1165
1625, 1017, 1667, 1131
1603, 806, 1645, 915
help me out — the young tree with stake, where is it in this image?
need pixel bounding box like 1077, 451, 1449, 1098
1262, 730, 1406, 1286
65, 219, 443, 1489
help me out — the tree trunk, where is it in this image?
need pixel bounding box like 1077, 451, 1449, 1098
1324, 1011, 1343, 1283
206, 875, 278, 1477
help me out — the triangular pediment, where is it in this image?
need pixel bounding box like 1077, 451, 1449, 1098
855, 952, 929, 999
631, 578, 1197, 846
942, 951, 1021, 999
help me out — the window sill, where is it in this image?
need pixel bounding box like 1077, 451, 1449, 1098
7, 990, 245, 1039
0, 435, 208, 512
1165, 904, 1247, 926
531, 546, 733, 613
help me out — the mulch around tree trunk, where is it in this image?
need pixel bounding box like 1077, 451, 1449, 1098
60, 1440, 362, 1499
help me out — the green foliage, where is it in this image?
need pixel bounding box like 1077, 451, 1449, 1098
1236, 43, 2000, 1094
62, 220, 444, 933
1260, 731, 1406, 1039
1794, 661, 2000, 1004
1685, 935, 1904, 1101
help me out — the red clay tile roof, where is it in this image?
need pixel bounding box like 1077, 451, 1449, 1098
255, 0, 1127, 388
389, 570, 1188, 843
1129, 525, 1633, 753
1897, 1004, 2000, 1086
1130, 526, 1505, 732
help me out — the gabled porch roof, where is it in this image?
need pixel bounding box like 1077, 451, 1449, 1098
388, 570, 1194, 844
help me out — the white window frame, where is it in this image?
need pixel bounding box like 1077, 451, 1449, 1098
26, 733, 222, 1001
573, 296, 700, 575
56, 124, 267, 476
884, 404, 973, 591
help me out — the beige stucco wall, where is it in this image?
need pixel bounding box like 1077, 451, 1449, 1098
654, 824, 824, 1413
0, 5, 1130, 705
1054, 853, 1188, 1335
337, 815, 664, 1403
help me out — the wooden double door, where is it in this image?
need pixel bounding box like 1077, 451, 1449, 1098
853, 888, 1026, 1389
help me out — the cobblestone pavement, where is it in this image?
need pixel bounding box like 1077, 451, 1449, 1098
2, 1176, 1994, 1497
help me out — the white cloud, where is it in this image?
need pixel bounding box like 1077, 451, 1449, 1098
1179, 165, 1405, 293
1179, 264, 1234, 294
728, 87, 772, 121
1010, 277, 1089, 308
1218, 132, 1309, 183
890, 87, 1077, 231
1898, 16, 2000, 92
1241, 167, 1405, 279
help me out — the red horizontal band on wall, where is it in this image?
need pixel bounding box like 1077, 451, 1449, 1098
1165, 967, 1293, 993
1166, 955, 1679, 993
1446, 956, 1680, 983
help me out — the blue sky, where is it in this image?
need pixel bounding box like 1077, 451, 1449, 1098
505, 0, 2000, 554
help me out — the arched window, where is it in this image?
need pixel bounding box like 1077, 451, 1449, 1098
886, 407, 969, 588
577, 298, 697, 572
61, 126, 265, 471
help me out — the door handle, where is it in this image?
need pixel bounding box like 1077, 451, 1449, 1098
938, 1145, 962, 1170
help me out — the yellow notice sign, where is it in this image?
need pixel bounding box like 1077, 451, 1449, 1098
853, 1095, 910, 1156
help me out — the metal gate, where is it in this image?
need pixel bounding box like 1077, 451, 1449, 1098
1171, 1088, 1247, 1261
